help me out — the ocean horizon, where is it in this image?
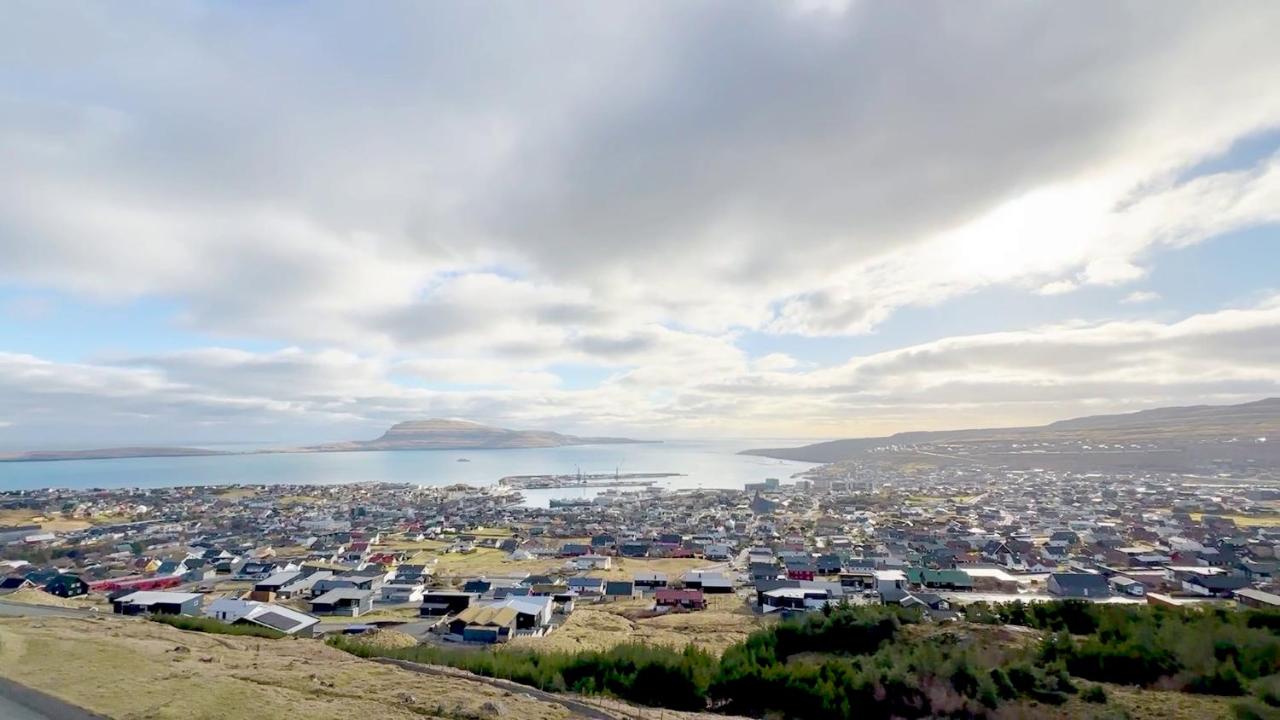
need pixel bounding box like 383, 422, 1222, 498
0, 439, 818, 507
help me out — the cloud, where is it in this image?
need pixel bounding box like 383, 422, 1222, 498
1, 2, 1279, 349
2, 3, 1280, 442
1122, 290, 1161, 304
2, 297, 1279, 444
1038, 280, 1079, 296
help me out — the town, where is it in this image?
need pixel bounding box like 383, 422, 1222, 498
6, 457, 1280, 651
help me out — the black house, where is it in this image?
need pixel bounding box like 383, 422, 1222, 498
44, 574, 90, 598
420, 591, 475, 616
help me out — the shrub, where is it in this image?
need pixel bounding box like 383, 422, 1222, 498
1081, 684, 1108, 703
150, 613, 284, 639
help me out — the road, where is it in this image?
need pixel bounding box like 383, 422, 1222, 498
0, 678, 106, 720
0, 602, 111, 719
0, 693, 51, 720
0, 599, 94, 619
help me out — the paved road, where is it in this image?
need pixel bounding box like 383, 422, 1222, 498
0, 693, 51, 720
0, 678, 106, 720
0, 600, 93, 618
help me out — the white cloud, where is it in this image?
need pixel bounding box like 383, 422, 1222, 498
1038, 280, 1079, 296
1, 298, 1278, 444
1122, 290, 1161, 304
1, 3, 1278, 346
2, 3, 1280, 441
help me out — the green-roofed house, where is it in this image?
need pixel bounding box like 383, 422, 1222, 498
44, 574, 90, 598
905, 568, 973, 591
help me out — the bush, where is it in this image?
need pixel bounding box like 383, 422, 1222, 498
149, 613, 284, 639
1082, 684, 1108, 703
331, 601, 1280, 720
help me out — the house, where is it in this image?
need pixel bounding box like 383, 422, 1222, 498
420, 591, 475, 616
559, 543, 591, 557
204, 598, 321, 637
873, 570, 908, 593
655, 589, 706, 610
309, 588, 374, 617
682, 570, 733, 593
704, 544, 734, 561
0, 576, 36, 593
113, 591, 203, 616
1236, 588, 1280, 609
1047, 573, 1111, 598
566, 576, 605, 596
905, 568, 974, 591
814, 554, 843, 575
838, 571, 875, 590
620, 542, 652, 558
250, 570, 302, 602
276, 570, 332, 599
1182, 573, 1251, 598
785, 560, 817, 581
312, 571, 383, 596
447, 596, 554, 642
381, 582, 426, 603
570, 554, 612, 571
633, 572, 668, 589
760, 586, 831, 613
235, 561, 278, 580
462, 579, 493, 596
604, 580, 636, 599
448, 604, 519, 643
1108, 575, 1146, 597
750, 562, 782, 581
44, 574, 90, 598
394, 564, 432, 584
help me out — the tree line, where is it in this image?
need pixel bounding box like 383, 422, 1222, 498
331, 601, 1280, 719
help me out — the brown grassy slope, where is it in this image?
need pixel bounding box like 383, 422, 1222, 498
510, 594, 771, 656
0, 616, 579, 720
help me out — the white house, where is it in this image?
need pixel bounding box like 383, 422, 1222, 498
205, 598, 321, 637
874, 569, 907, 592
570, 554, 612, 571
381, 582, 426, 603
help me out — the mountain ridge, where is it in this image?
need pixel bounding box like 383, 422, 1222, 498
0, 419, 653, 463
740, 397, 1280, 463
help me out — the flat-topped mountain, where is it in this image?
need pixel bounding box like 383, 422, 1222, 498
310, 418, 651, 451
0, 419, 651, 463
742, 397, 1280, 464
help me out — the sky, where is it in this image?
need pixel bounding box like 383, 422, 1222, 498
2, 0, 1280, 449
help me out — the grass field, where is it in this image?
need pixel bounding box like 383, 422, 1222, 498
0, 508, 95, 532
1190, 512, 1280, 527
0, 616, 581, 720
511, 594, 771, 656
414, 545, 722, 581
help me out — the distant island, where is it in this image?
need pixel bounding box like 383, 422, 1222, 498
0, 419, 655, 463
741, 397, 1280, 464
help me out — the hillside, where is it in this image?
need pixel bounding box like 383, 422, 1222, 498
742, 397, 1280, 464
0, 419, 650, 463
312, 418, 650, 451
0, 616, 583, 720
0, 446, 228, 462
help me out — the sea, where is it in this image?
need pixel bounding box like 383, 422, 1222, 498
0, 440, 817, 508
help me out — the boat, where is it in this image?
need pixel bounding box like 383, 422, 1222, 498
456, 458, 471, 462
